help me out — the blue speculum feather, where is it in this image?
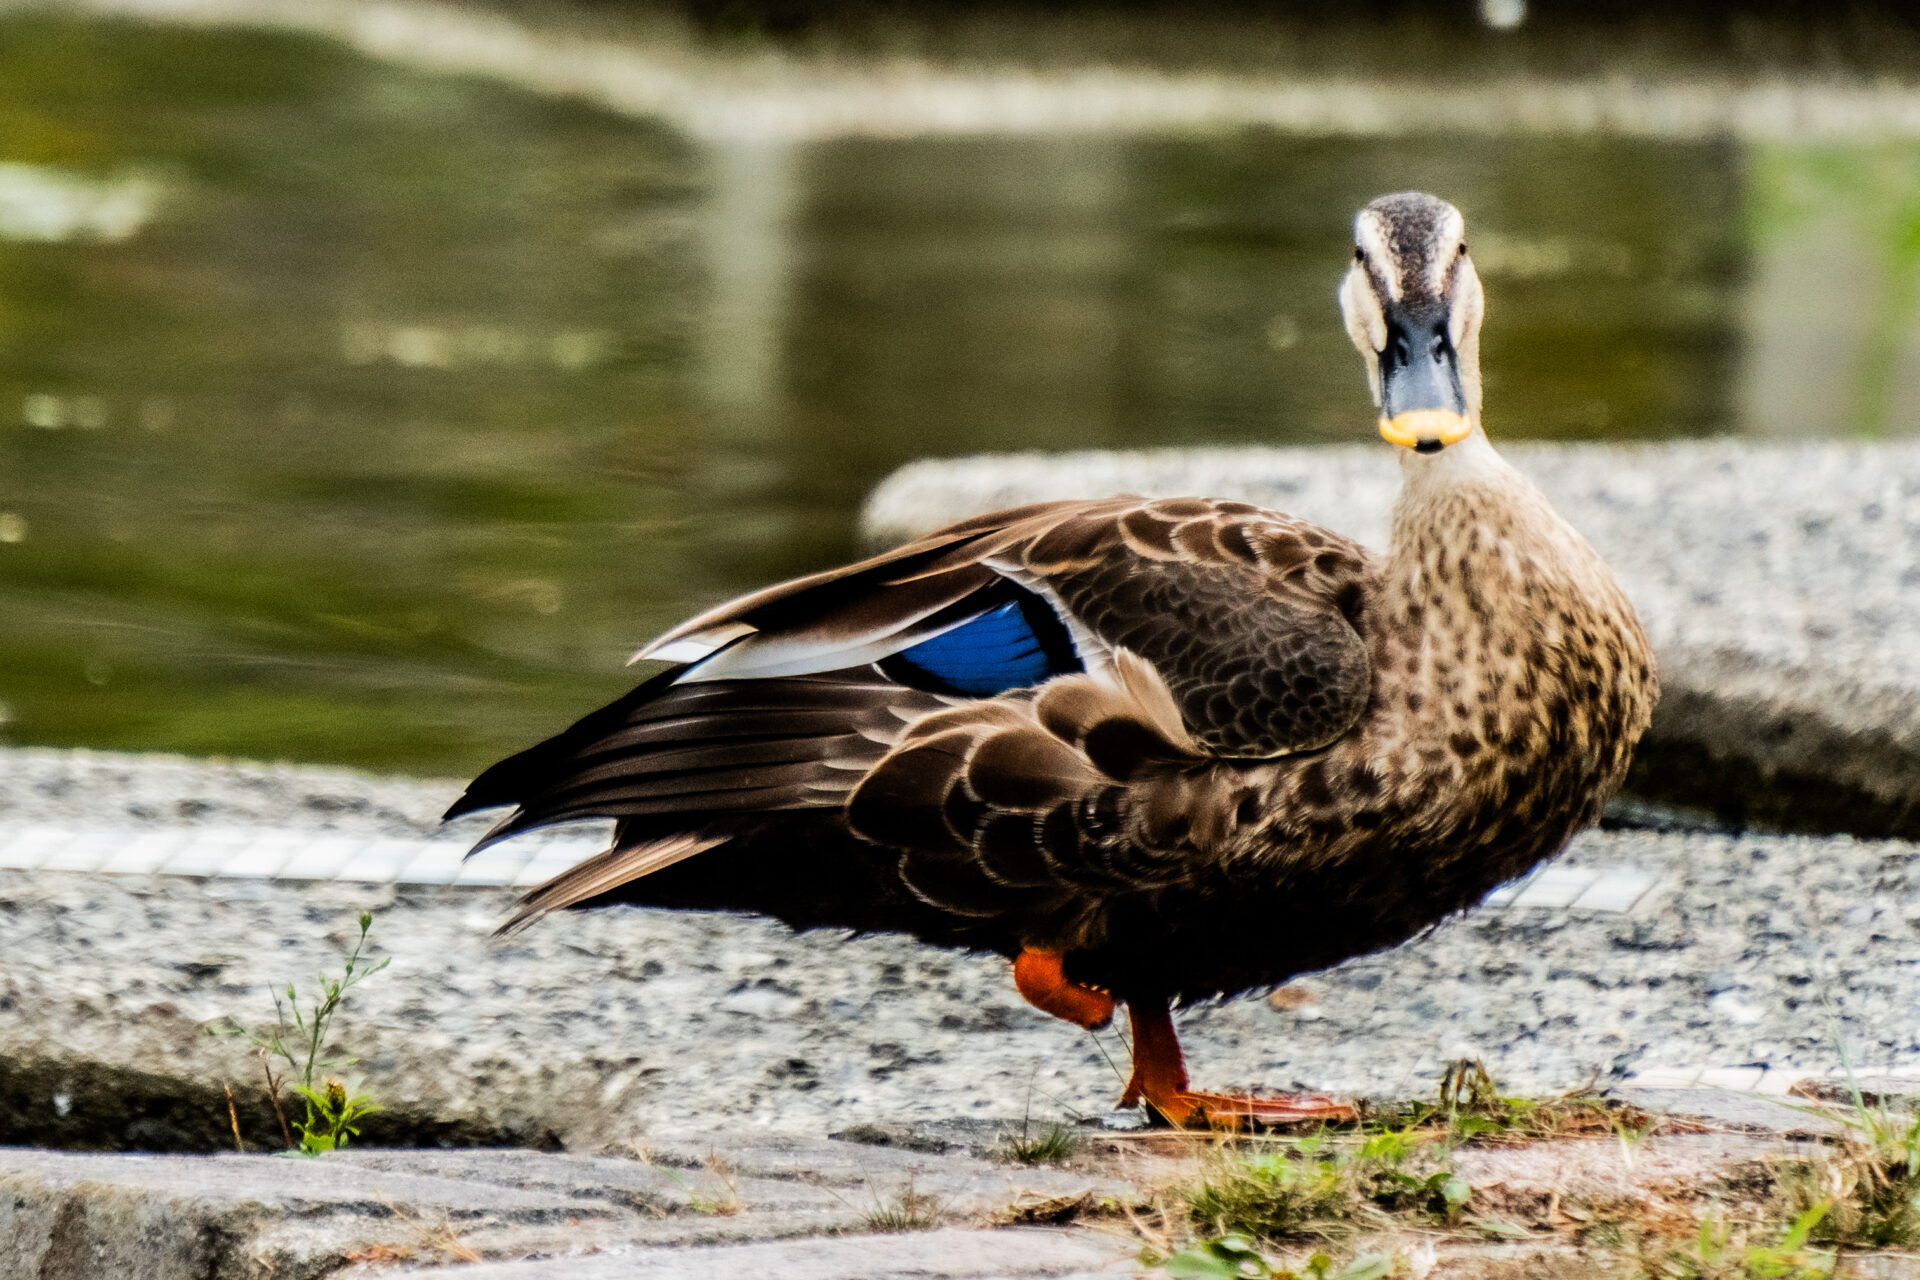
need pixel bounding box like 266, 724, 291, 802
891, 600, 1073, 695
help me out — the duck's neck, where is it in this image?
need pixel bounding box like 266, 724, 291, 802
1392, 429, 1516, 519
1382, 429, 1589, 610
1373, 430, 1624, 757
1312, 429, 1650, 909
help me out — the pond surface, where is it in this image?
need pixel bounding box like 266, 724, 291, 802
0, 17, 1911, 775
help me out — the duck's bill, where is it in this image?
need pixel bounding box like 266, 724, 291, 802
1379, 408, 1472, 453
1376, 317, 1471, 452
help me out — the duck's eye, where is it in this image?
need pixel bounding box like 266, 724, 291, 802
1391, 334, 1410, 364
1353, 247, 1365, 263
1430, 331, 1449, 360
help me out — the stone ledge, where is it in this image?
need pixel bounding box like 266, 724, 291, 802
0, 1140, 1129, 1279
395, 1227, 1134, 1280
4, 1121, 1892, 1278
862, 439, 1920, 838
7, 747, 1920, 1272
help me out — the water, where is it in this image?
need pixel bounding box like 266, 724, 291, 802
0, 16, 1906, 775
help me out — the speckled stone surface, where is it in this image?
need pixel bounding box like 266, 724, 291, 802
863, 439, 1920, 837
2, 747, 1917, 1157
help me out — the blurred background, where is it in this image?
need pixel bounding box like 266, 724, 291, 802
0, 0, 1916, 776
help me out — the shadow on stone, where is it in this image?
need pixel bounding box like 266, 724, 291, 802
0, 1055, 560, 1153
1630, 693, 1920, 841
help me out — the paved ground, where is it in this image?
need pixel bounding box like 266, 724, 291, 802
0, 1133, 1139, 1279
866, 438, 1920, 840
4, 745, 1918, 1161
2, 1109, 1902, 1278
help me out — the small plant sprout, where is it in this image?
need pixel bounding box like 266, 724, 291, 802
293, 1076, 382, 1156
862, 1173, 946, 1232
1638, 1204, 1835, 1279
1001, 1119, 1079, 1166
646, 1147, 742, 1216
998, 1073, 1083, 1165
1161, 1235, 1395, 1280
211, 909, 390, 1155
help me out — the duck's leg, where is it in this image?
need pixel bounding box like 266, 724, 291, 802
1119, 997, 1357, 1129
1013, 948, 1115, 1029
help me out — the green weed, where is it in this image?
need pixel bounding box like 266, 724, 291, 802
1772, 1083, 1920, 1248
211, 909, 390, 1155
999, 1119, 1080, 1166
1150, 1060, 1648, 1277
862, 1172, 945, 1232
1162, 1235, 1395, 1280
1148, 1056, 1920, 1279
1179, 1127, 1467, 1247
1636, 1204, 1835, 1279
1392, 1058, 1656, 1146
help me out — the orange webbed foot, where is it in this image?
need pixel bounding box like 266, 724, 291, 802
1123, 1083, 1358, 1130
1121, 998, 1357, 1131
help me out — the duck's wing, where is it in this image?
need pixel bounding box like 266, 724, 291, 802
634, 495, 1374, 759
1009, 498, 1374, 759
449, 496, 1376, 925
846, 650, 1267, 920
631, 499, 1109, 681
836, 495, 1378, 920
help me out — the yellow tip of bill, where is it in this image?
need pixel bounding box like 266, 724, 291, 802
1379, 409, 1472, 451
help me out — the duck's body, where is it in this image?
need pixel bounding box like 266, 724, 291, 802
453, 193, 1656, 1126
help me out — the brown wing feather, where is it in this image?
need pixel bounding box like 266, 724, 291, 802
847, 658, 1253, 932
1017, 499, 1376, 759
634, 495, 1372, 762
461, 671, 946, 851
638, 499, 1136, 675
499, 833, 728, 933
459, 495, 1376, 933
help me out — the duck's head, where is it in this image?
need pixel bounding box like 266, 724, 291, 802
1339, 192, 1485, 455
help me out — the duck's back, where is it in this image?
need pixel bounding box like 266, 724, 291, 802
453, 499, 1375, 955
453, 473, 1654, 1006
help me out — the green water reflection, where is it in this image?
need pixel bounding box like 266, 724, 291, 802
0, 17, 1870, 775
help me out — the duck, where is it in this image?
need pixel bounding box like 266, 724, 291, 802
448, 191, 1657, 1129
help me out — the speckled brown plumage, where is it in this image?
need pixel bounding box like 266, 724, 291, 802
455, 473, 1654, 1001
450, 190, 1658, 1123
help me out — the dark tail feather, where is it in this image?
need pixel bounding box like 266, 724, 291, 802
449, 668, 946, 876
496, 831, 729, 934
445, 664, 688, 822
